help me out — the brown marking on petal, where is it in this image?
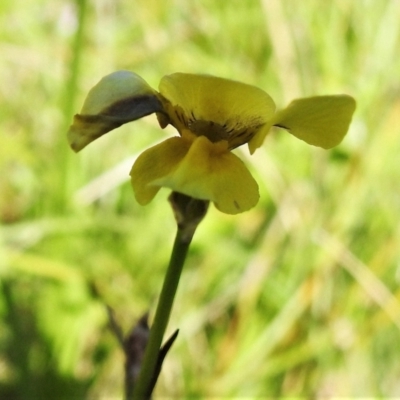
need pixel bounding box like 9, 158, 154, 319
68, 94, 163, 152
102, 94, 163, 119
162, 97, 266, 149
162, 105, 190, 133
186, 112, 266, 149
228, 124, 264, 150
234, 200, 240, 210
188, 120, 231, 143
176, 109, 185, 124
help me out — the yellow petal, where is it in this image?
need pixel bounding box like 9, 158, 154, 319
68, 71, 162, 152
159, 73, 276, 132
248, 122, 273, 154
81, 71, 157, 114
272, 95, 356, 149
151, 136, 259, 214
130, 137, 191, 204
67, 114, 123, 152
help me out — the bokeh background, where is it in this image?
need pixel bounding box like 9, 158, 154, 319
1, 0, 400, 398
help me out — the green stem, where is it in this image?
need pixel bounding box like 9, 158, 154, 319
59, 0, 88, 212
131, 228, 191, 400
64, 0, 88, 122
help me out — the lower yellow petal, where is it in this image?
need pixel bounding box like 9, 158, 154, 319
130, 137, 191, 204
152, 136, 259, 214
272, 95, 356, 149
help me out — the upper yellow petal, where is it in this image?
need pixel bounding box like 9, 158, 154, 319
130, 137, 191, 205
68, 71, 162, 152
272, 95, 356, 149
159, 73, 276, 133
81, 71, 157, 115
151, 136, 259, 214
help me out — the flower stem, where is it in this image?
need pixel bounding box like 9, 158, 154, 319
131, 228, 192, 400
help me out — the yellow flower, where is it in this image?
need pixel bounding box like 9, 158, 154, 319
68, 71, 356, 214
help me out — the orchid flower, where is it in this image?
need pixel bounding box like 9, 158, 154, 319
68, 71, 355, 214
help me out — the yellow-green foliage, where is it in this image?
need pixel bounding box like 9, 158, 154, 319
1, 0, 400, 398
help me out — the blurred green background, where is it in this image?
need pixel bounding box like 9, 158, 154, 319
1, 0, 400, 398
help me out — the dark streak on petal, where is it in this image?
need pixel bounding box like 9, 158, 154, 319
68, 94, 164, 152
274, 123, 290, 130
102, 94, 163, 120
